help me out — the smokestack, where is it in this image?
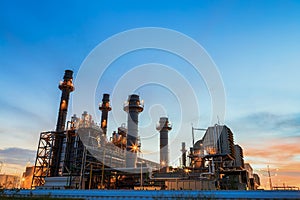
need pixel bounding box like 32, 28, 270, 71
52, 70, 74, 177
99, 93, 112, 135
56, 70, 74, 132
156, 117, 172, 172
181, 142, 187, 167
123, 94, 144, 168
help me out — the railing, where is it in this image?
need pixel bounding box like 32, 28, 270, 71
2, 189, 300, 200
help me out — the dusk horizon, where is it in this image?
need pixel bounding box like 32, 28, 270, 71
0, 0, 299, 191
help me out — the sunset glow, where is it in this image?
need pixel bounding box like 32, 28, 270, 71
0, 0, 299, 190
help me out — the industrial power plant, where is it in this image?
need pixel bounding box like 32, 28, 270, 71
30, 70, 261, 190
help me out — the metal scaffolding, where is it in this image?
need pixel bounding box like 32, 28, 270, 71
31, 131, 55, 188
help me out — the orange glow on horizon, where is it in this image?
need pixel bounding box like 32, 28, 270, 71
242, 138, 300, 189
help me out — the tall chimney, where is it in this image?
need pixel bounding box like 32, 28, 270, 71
181, 142, 187, 167
123, 94, 144, 168
99, 93, 112, 135
156, 117, 172, 172
56, 70, 74, 132
52, 70, 74, 177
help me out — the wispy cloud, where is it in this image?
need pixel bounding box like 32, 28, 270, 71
243, 137, 300, 188
0, 98, 53, 129
245, 138, 300, 162
0, 147, 36, 166
236, 112, 300, 135
228, 112, 300, 188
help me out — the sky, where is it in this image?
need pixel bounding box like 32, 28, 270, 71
0, 0, 300, 189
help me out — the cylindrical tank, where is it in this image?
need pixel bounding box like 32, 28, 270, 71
156, 117, 172, 172
99, 93, 112, 135
123, 94, 144, 168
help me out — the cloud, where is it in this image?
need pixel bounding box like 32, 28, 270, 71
244, 136, 300, 167
238, 112, 300, 134
245, 138, 300, 161
0, 98, 52, 129
242, 136, 300, 188
279, 170, 300, 177
232, 112, 300, 189
0, 147, 36, 166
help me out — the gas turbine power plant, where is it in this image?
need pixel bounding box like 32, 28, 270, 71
31, 70, 260, 190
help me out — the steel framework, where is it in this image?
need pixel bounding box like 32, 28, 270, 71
31, 131, 55, 188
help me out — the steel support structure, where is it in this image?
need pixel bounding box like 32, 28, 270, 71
31, 131, 55, 188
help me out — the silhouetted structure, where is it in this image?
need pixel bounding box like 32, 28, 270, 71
156, 117, 172, 172
99, 94, 111, 136
181, 142, 187, 167
52, 70, 74, 177
123, 94, 144, 168
32, 70, 260, 191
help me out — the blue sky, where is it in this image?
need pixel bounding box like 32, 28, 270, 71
0, 0, 300, 188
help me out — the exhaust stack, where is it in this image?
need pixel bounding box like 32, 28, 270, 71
56, 70, 74, 132
99, 93, 112, 136
181, 142, 187, 167
123, 94, 144, 168
156, 117, 172, 172
52, 70, 74, 177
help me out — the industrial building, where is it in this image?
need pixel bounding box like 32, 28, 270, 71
20, 166, 34, 189
31, 70, 260, 190
0, 174, 20, 189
